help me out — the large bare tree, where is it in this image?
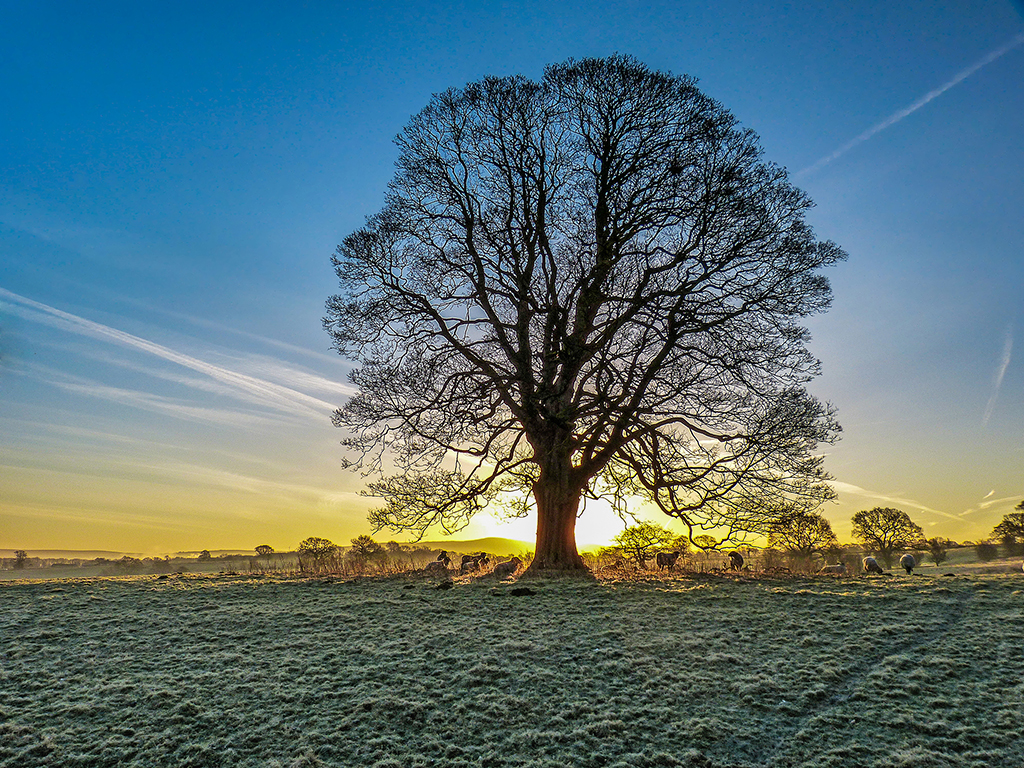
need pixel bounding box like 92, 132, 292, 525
325, 56, 844, 574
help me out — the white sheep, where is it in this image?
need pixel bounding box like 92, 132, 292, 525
862, 556, 883, 574
900, 553, 916, 575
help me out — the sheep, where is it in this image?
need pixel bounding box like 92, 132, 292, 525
862, 556, 883, 574
423, 560, 448, 576
491, 557, 522, 580
460, 552, 490, 573
818, 563, 846, 575
656, 551, 681, 571
436, 550, 452, 567
728, 551, 744, 570
900, 553, 916, 575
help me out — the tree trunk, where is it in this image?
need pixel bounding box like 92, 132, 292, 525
523, 473, 591, 576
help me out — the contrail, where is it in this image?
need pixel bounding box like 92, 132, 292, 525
0, 287, 339, 420
830, 480, 961, 521
983, 324, 1014, 426
798, 33, 1024, 177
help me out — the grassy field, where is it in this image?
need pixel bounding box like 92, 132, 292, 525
2, 570, 1023, 767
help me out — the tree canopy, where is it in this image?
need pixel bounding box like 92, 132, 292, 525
349, 535, 385, 561
851, 507, 925, 568
325, 55, 844, 573
766, 511, 838, 560
610, 522, 687, 567
297, 537, 338, 560
992, 511, 1024, 541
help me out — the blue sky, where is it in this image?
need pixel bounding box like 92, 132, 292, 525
2, 0, 1022, 552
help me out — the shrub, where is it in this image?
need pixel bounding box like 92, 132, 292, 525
927, 538, 949, 566
975, 541, 999, 562
1000, 535, 1022, 558
297, 537, 341, 574
114, 556, 146, 574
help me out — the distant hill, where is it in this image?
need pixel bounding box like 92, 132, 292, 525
415, 537, 532, 556
0, 541, 533, 560
1, 549, 258, 560
0, 550, 138, 559
172, 549, 268, 557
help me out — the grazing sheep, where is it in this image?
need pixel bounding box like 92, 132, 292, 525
818, 563, 846, 575
436, 551, 451, 567
656, 551, 681, 571
424, 560, 448, 576
460, 552, 490, 573
728, 551, 744, 570
491, 557, 522, 580
863, 556, 883, 574
900, 553, 916, 575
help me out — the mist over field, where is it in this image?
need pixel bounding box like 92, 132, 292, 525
3, 570, 1024, 767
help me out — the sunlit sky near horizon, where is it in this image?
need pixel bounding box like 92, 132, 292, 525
2, 0, 1022, 554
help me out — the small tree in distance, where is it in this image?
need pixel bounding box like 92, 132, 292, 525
609, 522, 686, 568
766, 511, 838, 567
297, 537, 339, 574
348, 535, 385, 569
254, 544, 275, 571
13, 550, 28, 570
851, 507, 925, 568
927, 537, 949, 566
992, 510, 1024, 557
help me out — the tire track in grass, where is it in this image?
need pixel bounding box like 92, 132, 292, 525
762, 577, 978, 767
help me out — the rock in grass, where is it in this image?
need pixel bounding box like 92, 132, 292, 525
509, 586, 536, 596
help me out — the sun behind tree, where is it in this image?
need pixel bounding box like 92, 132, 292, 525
325, 55, 844, 575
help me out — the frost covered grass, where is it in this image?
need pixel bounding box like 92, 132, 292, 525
2, 571, 1023, 767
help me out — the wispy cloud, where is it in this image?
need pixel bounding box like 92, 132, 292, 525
0, 496, 193, 535
115, 292, 348, 367
53, 379, 282, 429
958, 495, 1021, 516
1, 451, 359, 510
831, 480, 961, 520
983, 324, 1014, 426
798, 33, 1024, 177
0, 287, 344, 421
